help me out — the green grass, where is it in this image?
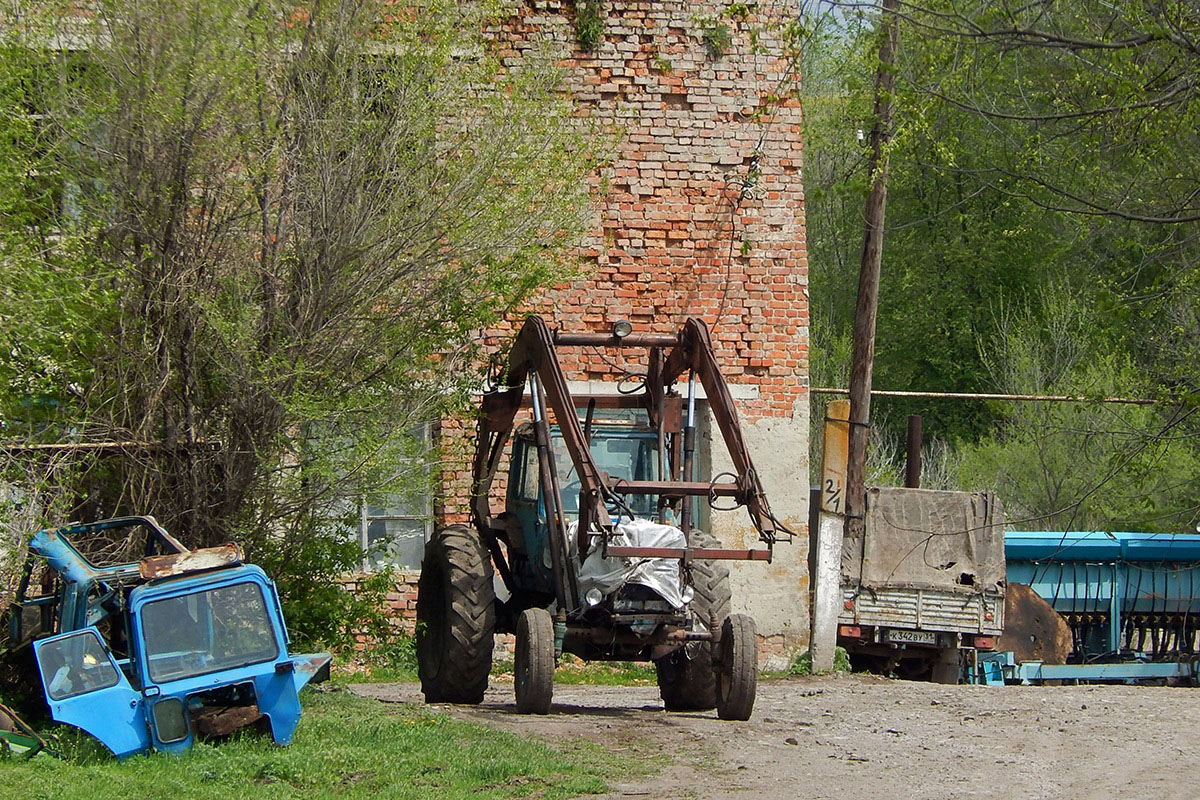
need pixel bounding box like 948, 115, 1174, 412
761, 647, 852, 680
356, 656, 657, 687
346, 633, 658, 687
549, 658, 656, 686
0, 689, 609, 800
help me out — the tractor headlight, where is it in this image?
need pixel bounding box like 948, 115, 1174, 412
585, 588, 604, 607
681, 585, 695, 605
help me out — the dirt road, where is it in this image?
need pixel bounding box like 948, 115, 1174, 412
353, 674, 1200, 799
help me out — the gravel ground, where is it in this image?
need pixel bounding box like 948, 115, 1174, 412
352, 673, 1200, 800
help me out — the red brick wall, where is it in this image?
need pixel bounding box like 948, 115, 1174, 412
386, 2, 809, 655
487, 1, 808, 416
436, 0, 808, 518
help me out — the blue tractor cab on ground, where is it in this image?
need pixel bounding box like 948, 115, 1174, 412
8, 516, 328, 758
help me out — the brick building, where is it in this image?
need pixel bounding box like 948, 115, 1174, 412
369, 1, 810, 661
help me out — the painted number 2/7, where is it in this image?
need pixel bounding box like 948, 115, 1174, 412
823, 478, 843, 514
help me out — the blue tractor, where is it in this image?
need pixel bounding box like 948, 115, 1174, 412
4, 515, 329, 758
415, 317, 794, 720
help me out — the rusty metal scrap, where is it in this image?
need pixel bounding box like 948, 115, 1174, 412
138, 543, 244, 580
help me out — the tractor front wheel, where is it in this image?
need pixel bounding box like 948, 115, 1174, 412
715, 614, 757, 721
416, 525, 495, 704
514, 607, 555, 714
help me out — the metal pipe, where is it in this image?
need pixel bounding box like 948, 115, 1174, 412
579, 397, 597, 555
564, 625, 712, 645
810, 387, 1159, 405
530, 375, 571, 613
605, 545, 770, 561
905, 414, 922, 489
610, 480, 739, 497
654, 349, 668, 525
679, 369, 697, 539
553, 332, 680, 348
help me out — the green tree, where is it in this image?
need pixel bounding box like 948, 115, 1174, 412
801, 1, 1200, 530
956, 287, 1200, 531
0, 0, 599, 645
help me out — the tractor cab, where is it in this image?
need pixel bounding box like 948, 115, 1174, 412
505, 411, 664, 597
6, 517, 329, 759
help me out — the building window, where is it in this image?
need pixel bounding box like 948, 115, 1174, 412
357, 423, 433, 572
360, 491, 432, 572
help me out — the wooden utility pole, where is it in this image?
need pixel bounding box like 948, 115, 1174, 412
905, 414, 922, 488
846, 0, 901, 537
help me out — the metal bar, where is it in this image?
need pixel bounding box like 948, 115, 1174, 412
564, 625, 710, 645
649, 347, 668, 525
1109, 563, 1123, 654
1015, 661, 1194, 681
604, 546, 771, 561
553, 332, 680, 347
810, 387, 1159, 405
530, 375, 572, 613
610, 481, 740, 497
680, 369, 697, 541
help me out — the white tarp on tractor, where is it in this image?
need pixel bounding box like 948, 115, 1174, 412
567, 518, 687, 608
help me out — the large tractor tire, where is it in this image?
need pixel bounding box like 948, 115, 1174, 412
655, 540, 732, 711
416, 525, 495, 704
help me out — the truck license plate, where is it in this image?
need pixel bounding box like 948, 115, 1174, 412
884, 629, 938, 646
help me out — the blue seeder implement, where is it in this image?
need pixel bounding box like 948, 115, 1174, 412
974, 530, 1200, 685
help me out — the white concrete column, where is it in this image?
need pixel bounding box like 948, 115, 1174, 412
810, 399, 849, 672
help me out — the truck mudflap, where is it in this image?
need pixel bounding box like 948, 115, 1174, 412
33, 627, 149, 760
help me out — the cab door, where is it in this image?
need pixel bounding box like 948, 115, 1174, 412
34, 627, 149, 759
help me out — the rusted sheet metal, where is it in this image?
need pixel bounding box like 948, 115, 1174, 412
995, 583, 1071, 664
139, 543, 244, 580
293, 653, 333, 680
604, 546, 771, 562
193, 705, 263, 738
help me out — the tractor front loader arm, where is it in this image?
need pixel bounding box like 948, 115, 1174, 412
660, 319, 791, 546
472, 316, 611, 537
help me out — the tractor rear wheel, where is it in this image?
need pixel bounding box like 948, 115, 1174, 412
514, 607, 555, 714
655, 542, 731, 711
416, 525, 495, 704
715, 613, 757, 721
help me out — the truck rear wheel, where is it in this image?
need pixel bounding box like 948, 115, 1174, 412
514, 607, 554, 714
930, 646, 961, 685
655, 543, 731, 711
416, 525, 495, 704
715, 613, 757, 721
